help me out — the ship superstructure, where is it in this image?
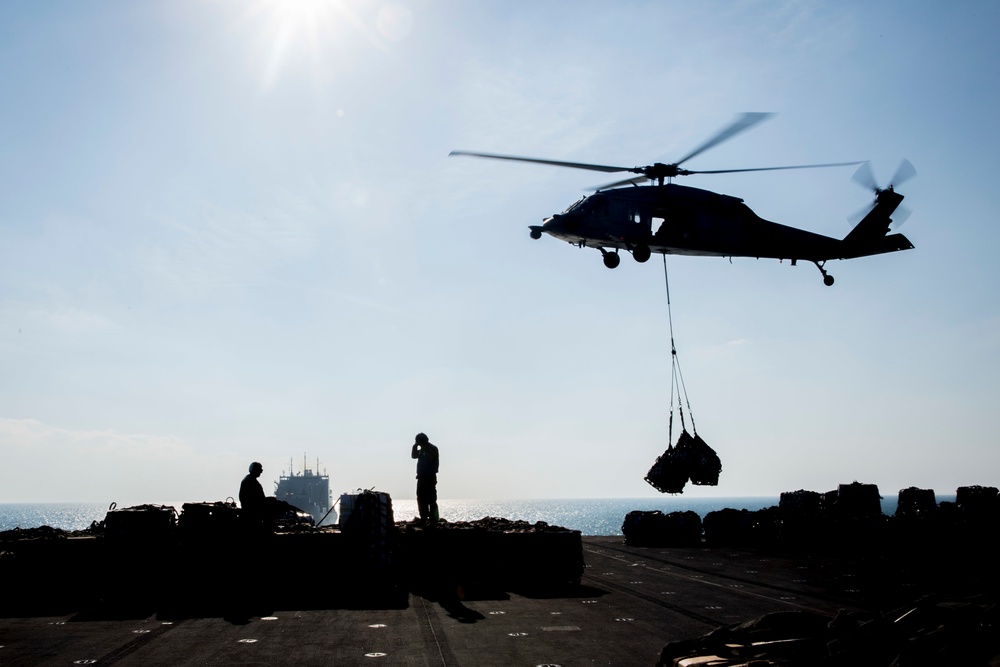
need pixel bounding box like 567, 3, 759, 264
274, 455, 334, 525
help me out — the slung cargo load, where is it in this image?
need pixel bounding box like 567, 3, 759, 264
645, 257, 723, 494
645, 430, 722, 494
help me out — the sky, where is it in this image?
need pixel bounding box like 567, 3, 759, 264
2, 1, 998, 506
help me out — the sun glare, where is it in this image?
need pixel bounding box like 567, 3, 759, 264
244, 0, 412, 91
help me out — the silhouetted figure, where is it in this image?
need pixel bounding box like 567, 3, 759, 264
411, 433, 439, 526
229, 461, 272, 621
240, 461, 267, 530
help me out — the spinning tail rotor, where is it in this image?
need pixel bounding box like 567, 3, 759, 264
849, 159, 917, 228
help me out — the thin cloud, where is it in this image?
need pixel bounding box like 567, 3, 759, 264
135, 199, 320, 298
0, 418, 241, 503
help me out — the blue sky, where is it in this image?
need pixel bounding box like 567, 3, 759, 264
2, 1, 998, 505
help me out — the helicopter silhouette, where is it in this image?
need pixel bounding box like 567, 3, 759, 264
451, 113, 915, 286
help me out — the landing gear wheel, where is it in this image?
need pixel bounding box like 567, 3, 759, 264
813, 260, 834, 287
632, 244, 651, 263
602, 252, 621, 269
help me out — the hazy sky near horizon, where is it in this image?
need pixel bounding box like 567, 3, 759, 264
2, 1, 998, 506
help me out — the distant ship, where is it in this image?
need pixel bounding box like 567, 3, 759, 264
274, 456, 335, 526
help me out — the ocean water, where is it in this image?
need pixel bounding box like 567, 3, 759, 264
1, 496, 914, 536
0, 503, 112, 533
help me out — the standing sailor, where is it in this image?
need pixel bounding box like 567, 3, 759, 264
411, 433, 440, 526
240, 461, 267, 530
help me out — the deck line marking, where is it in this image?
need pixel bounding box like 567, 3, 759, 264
584, 547, 838, 615
583, 543, 862, 607
80, 618, 180, 665
417, 594, 449, 667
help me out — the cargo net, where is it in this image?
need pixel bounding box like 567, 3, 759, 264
645, 256, 722, 494
646, 430, 721, 494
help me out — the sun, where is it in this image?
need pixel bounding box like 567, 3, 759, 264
242, 0, 411, 91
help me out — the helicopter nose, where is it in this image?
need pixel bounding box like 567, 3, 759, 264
541, 216, 558, 232
543, 213, 576, 234
530, 215, 560, 240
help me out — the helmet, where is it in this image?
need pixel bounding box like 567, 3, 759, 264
249, 461, 263, 474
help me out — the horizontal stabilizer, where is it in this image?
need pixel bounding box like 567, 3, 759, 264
841, 233, 914, 259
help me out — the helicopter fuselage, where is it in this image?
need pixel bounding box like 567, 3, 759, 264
530, 183, 912, 281
452, 114, 915, 285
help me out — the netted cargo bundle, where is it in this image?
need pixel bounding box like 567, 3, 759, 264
104, 503, 178, 544
178, 500, 239, 542
833, 482, 882, 519
703, 508, 755, 546
0, 525, 75, 542
405, 517, 576, 534
645, 443, 688, 494
622, 509, 702, 547
956, 485, 999, 521
342, 490, 396, 575
896, 487, 937, 517
645, 430, 721, 494
688, 433, 722, 486
267, 498, 316, 532
779, 490, 823, 520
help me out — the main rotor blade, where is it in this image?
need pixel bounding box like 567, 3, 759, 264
448, 150, 629, 173
592, 175, 651, 190
685, 161, 864, 175
673, 112, 774, 167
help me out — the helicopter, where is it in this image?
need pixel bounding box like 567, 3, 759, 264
450, 113, 915, 286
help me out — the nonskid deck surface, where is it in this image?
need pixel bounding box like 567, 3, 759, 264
0, 537, 894, 667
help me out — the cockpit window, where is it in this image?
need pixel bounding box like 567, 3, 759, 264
563, 197, 586, 213
581, 195, 607, 215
